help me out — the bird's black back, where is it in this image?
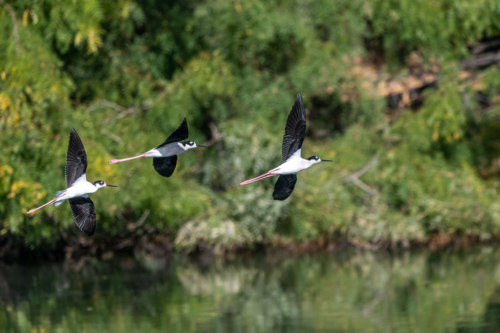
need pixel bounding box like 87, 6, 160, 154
66, 128, 88, 189
157, 118, 189, 148
281, 93, 306, 162
273, 174, 298, 201
69, 196, 96, 236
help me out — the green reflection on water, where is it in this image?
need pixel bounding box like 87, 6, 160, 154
1, 247, 500, 333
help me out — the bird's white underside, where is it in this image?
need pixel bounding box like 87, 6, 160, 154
55, 174, 99, 205
270, 149, 317, 175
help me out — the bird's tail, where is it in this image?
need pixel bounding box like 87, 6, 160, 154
54, 190, 66, 206
240, 171, 278, 185
26, 191, 66, 214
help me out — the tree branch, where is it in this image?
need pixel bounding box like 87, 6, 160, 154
88, 99, 153, 125
343, 154, 378, 195
116, 106, 142, 119
200, 122, 220, 147
344, 154, 378, 182
351, 178, 377, 195
461, 52, 500, 70
101, 128, 123, 144
88, 99, 125, 112
0, 0, 20, 54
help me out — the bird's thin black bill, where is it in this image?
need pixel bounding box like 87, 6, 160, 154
107, 184, 118, 187
198, 145, 208, 148
322, 160, 332, 162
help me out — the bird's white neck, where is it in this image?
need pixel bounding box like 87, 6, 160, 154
302, 158, 316, 168
83, 181, 107, 194
86, 182, 100, 193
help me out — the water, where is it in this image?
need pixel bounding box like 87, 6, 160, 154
1, 247, 500, 333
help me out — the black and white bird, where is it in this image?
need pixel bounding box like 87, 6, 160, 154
108, 118, 206, 177
240, 93, 331, 200
26, 129, 117, 236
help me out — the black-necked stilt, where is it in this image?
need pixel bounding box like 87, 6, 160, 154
108, 118, 206, 177
26, 129, 117, 236
240, 93, 331, 200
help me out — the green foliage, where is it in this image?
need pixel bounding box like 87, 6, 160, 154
368, 0, 500, 63
2, 0, 500, 250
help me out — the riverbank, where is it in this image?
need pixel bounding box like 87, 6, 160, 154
2, 231, 498, 264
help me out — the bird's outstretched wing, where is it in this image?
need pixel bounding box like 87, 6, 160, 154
282, 93, 306, 162
66, 128, 88, 189
69, 196, 96, 236
153, 155, 178, 177
272, 174, 298, 201
157, 118, 189, 148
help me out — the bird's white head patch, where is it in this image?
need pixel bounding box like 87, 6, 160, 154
93, 180, 107, 189
180, 141, 197, 150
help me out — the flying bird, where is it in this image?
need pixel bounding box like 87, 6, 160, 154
26, 129, 117, 236
240, 93, 331, 200
108, 118, 206, 177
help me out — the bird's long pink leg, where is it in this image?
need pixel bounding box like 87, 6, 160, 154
109, 153, 149, 164
240, 169, 279, 185
26, 194, 66, 215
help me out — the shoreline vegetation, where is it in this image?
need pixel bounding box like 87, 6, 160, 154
3, 0, 500, 261
0, 233, 497, 264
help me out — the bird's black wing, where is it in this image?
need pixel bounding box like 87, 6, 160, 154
272, 174, 298, 201
282, 93, 306, 163
153, 155, 178, 177
69, 196, 96, 236
66, 128, 88, 189
157, 118, 189, 148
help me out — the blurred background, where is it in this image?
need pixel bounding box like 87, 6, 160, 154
2, 0, 500, 256
3, 0, 500, 331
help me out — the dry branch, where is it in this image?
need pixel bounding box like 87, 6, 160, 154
200, 122, 221, 147
461, 52, 500, 70
101, 128, 123, 144
0, 0, 20, 54
343, 154, 378, 195
88, 99, 124, 112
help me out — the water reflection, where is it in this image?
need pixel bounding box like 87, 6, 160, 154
1, 247, 500, 332
456, 287, 500, 333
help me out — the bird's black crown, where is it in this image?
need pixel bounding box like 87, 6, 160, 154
307, 156, 320, 161
181, 141, 195, 146
93, 180, 105, 186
